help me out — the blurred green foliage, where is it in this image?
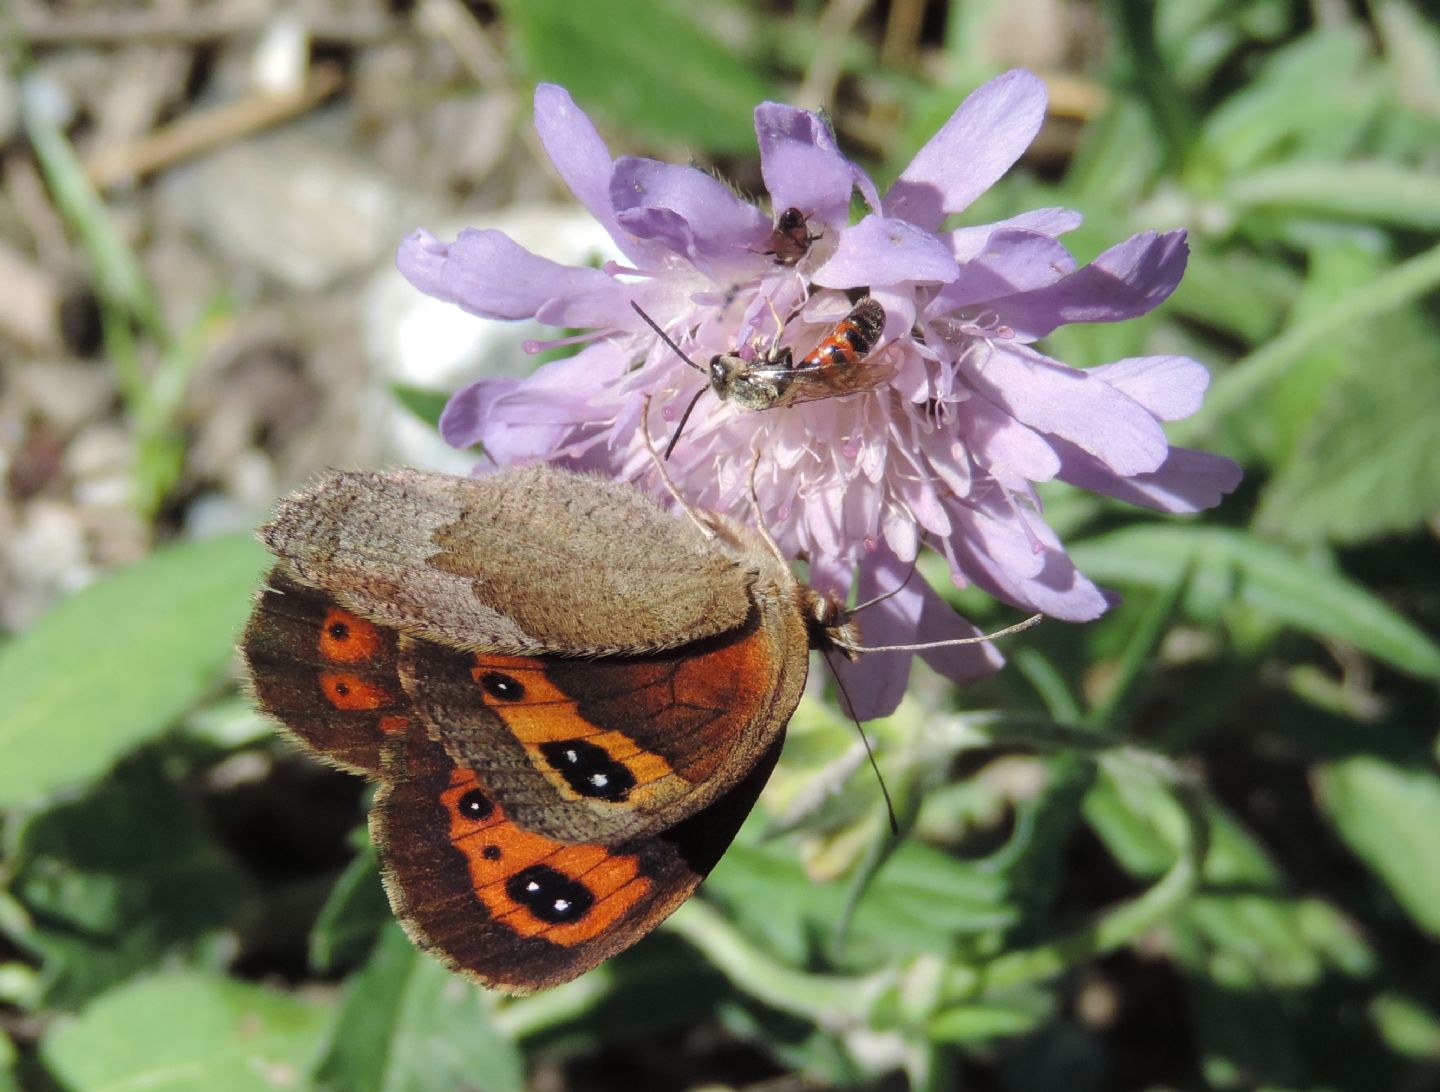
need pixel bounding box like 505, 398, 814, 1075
3, 1, 1440, 1089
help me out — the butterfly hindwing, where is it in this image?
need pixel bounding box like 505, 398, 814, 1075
375, 728, 780, 992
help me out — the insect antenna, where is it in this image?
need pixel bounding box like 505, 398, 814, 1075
631, 301, 704, 373
849, 559, 919, 613
833, 612, 1043, 655
822, 646, 900, 837
632, 302, 710, 458
663, 387, 707, 460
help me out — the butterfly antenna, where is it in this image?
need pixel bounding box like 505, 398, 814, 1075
834, 612, 1043, 655
662, 386, 707, 461
639, 394, 714, 540
850, 559, 919, 614
631, 301, 704, 374
823, 647, 899, 837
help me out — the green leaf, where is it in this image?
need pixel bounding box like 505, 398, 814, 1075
314, 925, 524, 1092
309, 844, 391, 975
1235, 239, 1373, 468
1370, 992, 1440, 1061
6, 753, 257, 1009
1256, 301, 1440, 543
1227, 161, 1440, 229
1315, 757, 1440, 937
1168, 246, 1294, 345
389, 383, 450, 430
0, 532, 270, 805
497, 0, 778, 154
0, 1029, 18, 1092
1180, 238, 1440, 446
927, 989, 1053, 1044
1375, 0, 1440, 120
1068, 525, 1440, 679
1192, 29, 1375, 176
39, 972, 328, 1092
707, 831, 1017, 968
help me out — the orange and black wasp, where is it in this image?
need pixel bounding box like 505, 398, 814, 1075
632, 297, 892, 458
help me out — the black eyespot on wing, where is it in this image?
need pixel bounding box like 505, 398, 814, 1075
480, 672, 525, 701
539, 739, 636, 801
506, 865, 595, 924
458, 788, 494, 820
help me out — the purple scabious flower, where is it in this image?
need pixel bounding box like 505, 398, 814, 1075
397, 72, 1242, 719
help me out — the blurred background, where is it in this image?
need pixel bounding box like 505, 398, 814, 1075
2, 1, 1438, 1089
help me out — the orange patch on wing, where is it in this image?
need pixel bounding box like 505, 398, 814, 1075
664, 618, 780, 784
318, 608, 383, 662
319, 670, 393, 711
469, 653, 675, 795
442, 768, 649, 946
378, 714, 409, 734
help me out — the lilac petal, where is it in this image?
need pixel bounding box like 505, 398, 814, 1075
812, 214, 960, 288
531, 84, 652, 265
833, 552, 1001, 721
895, 472, 953, 537
396, 228, 617, 321
441, 344, 623, 454
831, 549, 920, 720
916, 581, 1005, 687
948, 502, 1112, 620
444, 390, 577, 466
958, 395, 1061, 484
949, 498, 1044, 580
1087, 355, 1211, 421
851, 163, 883, 215
807, 553, 855, 604
884, 69, 1048, 231
1055, 441, 1243, 513
993, 231, 1189, 341
944, 208, 1083, 261
962, 344, 1170, 477
609, 156, 769, 277
754, 103, 854, 224
929, 230, 1077, 313
440, 376, 519, 449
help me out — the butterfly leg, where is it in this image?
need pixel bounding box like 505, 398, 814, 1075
743, 445, 788, 567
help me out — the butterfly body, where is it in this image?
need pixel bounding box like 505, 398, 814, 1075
243, 465, 855, 990
706, 297, 891, 412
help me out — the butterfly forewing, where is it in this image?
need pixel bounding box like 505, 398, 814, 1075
243, 566, 410, 776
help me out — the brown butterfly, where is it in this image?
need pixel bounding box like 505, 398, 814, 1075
242, 464, 860, 992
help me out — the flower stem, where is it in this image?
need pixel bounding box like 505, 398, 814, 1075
663, 898, 893, 1021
